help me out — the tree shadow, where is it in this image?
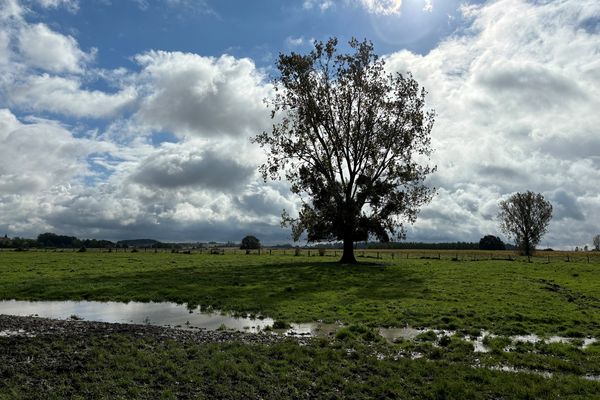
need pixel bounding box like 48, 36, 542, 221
5, 259, 425, 320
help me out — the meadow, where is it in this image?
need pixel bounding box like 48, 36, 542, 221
1, 250, 599, 398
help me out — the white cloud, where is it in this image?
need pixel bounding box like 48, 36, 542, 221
286, 36, 305, 47
0, 108, 98, 194
303, 0, 334, 12
0, 0, 23, 19
385, 0, 600, 247
2, 0, 599, 248
134, 51, 271, 138
17, 23, 93, 73
131, 146, 255, 191
423, 0, 432, 13
9, 74, 137, 118
34, 0, 79, 12
359, 0, 402, 15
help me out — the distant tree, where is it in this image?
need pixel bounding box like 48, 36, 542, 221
497, 191, 553, 257
37, 232, 80, 248
593, 234, 600, 251
240, 235, 261, 250
253, 38, 435, 263
478, 235, 506, 251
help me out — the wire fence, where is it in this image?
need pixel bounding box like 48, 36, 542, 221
1, 246, 599, 263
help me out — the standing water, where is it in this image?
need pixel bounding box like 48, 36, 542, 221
0, 300, 273, 332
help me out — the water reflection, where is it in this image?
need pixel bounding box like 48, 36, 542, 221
0, 300, 273, 332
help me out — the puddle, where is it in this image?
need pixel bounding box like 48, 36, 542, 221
488, 365, 554, 379
0, 329, 34, 337
1, 300, 598, 352
285, 322, 340, 337
0, 300, 273, 332
378, 328, 598, 353
379, 327, 427, 342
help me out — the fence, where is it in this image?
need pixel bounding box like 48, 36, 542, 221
1, 246, 599, 263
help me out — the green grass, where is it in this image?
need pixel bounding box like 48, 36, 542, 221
1, 251, 600, 398
1, 331, 599, 399
1, 251, 599, 337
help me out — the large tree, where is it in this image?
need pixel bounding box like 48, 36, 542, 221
497, 191, 553, 257
593, 234, 600, 251
253, 38, 435, 263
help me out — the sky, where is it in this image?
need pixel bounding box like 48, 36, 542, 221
0, 0, 599, 247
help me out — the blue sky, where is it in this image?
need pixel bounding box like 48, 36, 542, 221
40, 1, 469, 63
1, 0, 599, 247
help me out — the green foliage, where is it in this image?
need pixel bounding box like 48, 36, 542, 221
253, 38, 435, 262
498, 191, 553, 256
272, 320, 290, 329
240, 235, 261, 250
479, 235, 506, 251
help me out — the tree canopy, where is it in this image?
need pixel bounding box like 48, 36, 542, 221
253, 38, 435, 263
240, 235, 261, 250
497, 191, 553, 257
478, 235, 506, 251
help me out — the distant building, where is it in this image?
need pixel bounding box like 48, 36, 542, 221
0, 234, 9, 242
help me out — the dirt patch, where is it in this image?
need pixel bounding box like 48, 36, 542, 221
0, 314, 309, 346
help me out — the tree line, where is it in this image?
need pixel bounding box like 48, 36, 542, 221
0, 233, 165, 249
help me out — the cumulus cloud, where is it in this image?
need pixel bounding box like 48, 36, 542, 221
134, 51, 271, 138
385, 0, 600, 247
9, 74, 137, 118
132, 147, 255, 191
17, 23, 93, 73
1, 0, 598, 248
0, 108, 98, 194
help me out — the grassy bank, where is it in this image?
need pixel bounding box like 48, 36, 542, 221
0, 251, 598, 337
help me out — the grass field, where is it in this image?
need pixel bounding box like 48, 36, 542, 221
1, 251, 599, 398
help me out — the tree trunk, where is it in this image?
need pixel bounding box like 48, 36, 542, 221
340, 237, 357, 264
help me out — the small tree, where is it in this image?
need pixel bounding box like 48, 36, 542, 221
253, 38, 435, 263
478, 235, 505, 251
240, 235, 261, 250
497, 191, 552, 257
593, 234, 600, 251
